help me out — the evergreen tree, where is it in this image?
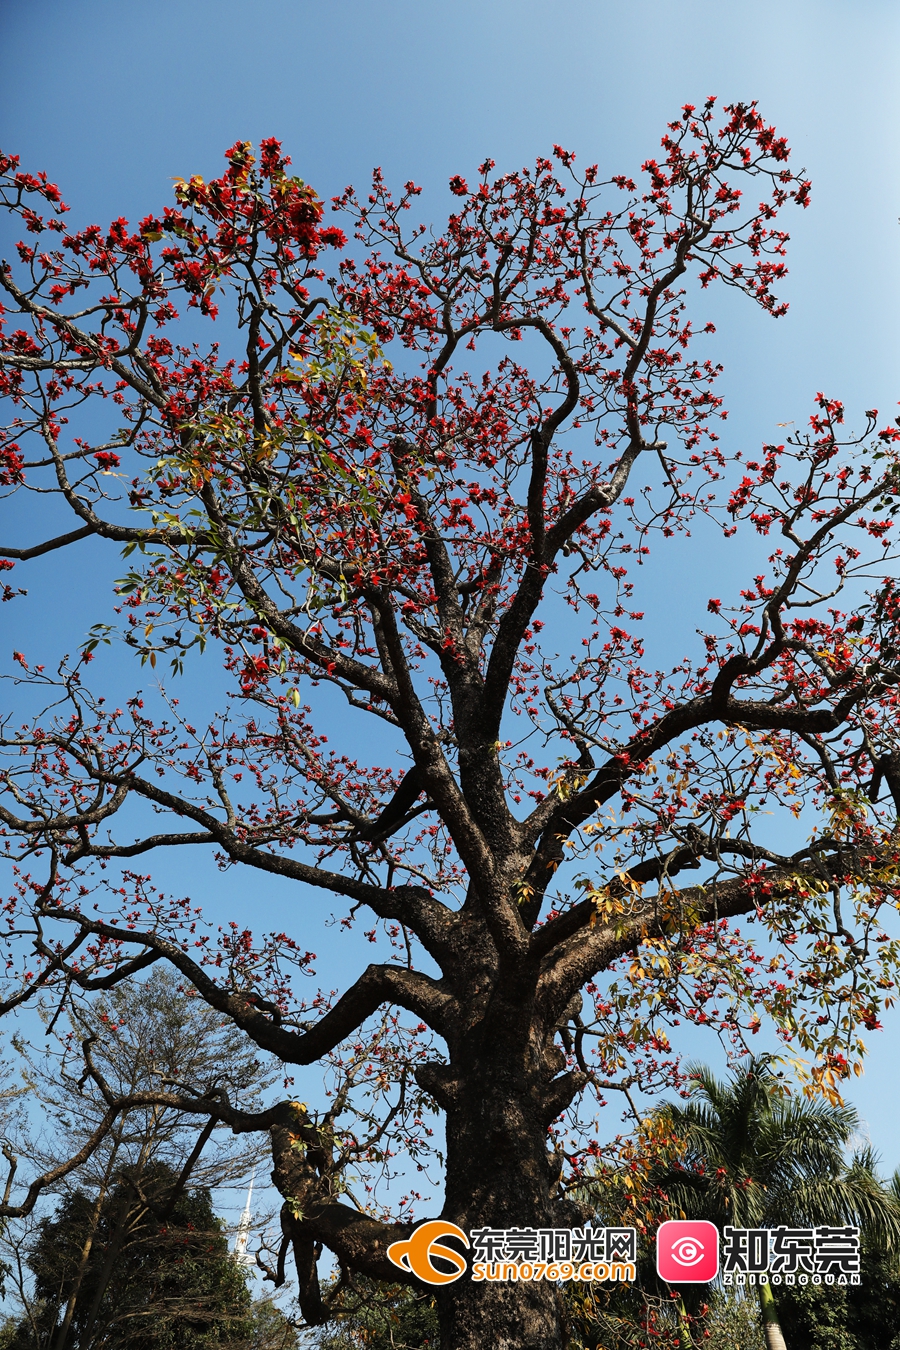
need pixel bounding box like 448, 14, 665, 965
0, 970, 272, 1350
310, 1278, 438, 1350
775, 1238, 900, 1350
2, 1168, 252, 1349
647, 1058, 900, 1350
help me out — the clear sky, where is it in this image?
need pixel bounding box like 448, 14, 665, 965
2, 0, 900, 1185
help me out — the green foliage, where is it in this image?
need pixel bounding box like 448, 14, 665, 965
775, 1241, 900, 1350
0, 969, 279, 1350
648, 1058, 900, 1347
565, 1287, 766, 1350
3, 1166, 253, 1350
564, 1278, 681, 1350
650, 1056, 900, 1240
568, 1058, 900, 1348
309, 1278, 438, 1350
774, 1280, 856, 1350
240, 1299, 300, 1350
701, 1288, 766, 1350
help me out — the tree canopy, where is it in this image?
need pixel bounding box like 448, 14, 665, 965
1, 101, 899, 1348
4, 1171, 253, 1350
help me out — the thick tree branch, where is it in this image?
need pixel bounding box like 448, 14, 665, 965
0, 525, 95, 560
536, 863, 817, 1017
48, 908, 456, 1055
524, 683, 875, 897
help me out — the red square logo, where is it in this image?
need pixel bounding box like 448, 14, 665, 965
656, 1220, 719, 1283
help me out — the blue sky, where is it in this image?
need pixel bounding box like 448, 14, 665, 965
2, 0, 900, 1192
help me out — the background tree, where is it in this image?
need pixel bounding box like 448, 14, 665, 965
241, 1301, 298, 1350
1, 1169, 253, 1350
694, 1290, 765, 1350
772, 1171, 900, 1350
0, 970, 269, 1350
566, 1062, 900, 1348
309, 1277, 437, 1350
1, 101, 899, 1350
644, 1057, 900, 1350
773, 1244, 900, 1350
562, 1112, 748, 1349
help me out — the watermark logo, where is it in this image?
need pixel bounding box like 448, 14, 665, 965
389, 1222, 637, 1284
721, 1225, 861, 1287
469, 1231, 636, 1279
471, 1225, 637, 1283
387, 1220, 469, 1286
656, 1220, 720, 1283
389, 1219, 861, 1288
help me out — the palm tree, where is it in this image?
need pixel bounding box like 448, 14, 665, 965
650, 1056, 900, 1350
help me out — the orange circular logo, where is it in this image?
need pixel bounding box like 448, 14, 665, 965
387, 1220, 469, 1285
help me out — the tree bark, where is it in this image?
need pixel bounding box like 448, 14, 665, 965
757, 1280, 788, 1350
51, 1187, 105, 1350
437, 1270, 564, 1350
272, 1009, 577, 1348
433, 1029, 576, 1350
676, 1296, 693, 1347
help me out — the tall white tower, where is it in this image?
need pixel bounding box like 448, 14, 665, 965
233, 1172, 256, 1267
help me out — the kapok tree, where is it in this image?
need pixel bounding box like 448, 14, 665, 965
1, 101, 899, 1350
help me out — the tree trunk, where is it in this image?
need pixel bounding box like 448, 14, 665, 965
74, 1193, 134, 1347
51, 1188, 105, 1350
438, 1270, 564, 1350
434, 1043, 574, 1350
676, 1296, 693, 1347
277, 979, 585, 1347
757, 1280, 788, 1350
